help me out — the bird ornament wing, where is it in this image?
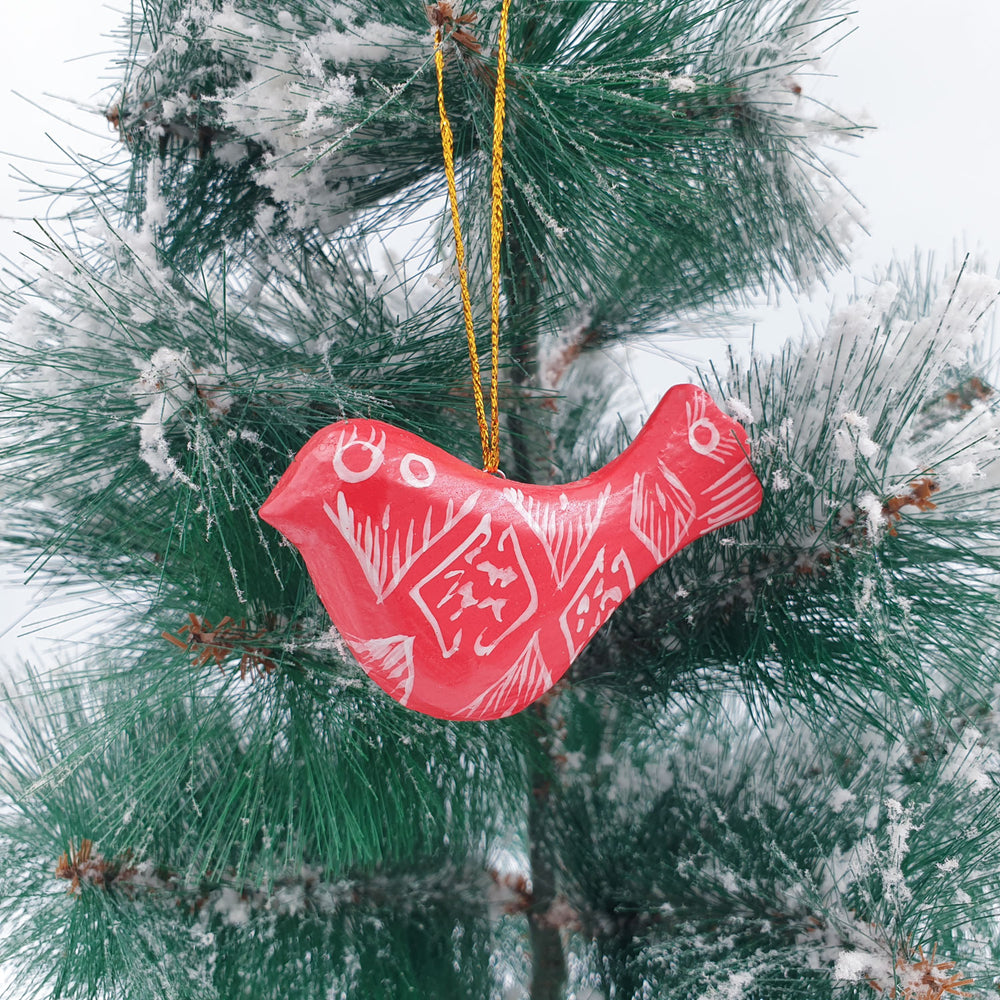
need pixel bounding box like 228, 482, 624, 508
259, 384, 762, 719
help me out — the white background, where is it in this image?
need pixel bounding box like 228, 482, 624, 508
1, 0, 999, 658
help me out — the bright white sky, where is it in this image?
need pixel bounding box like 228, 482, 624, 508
0, 4, 124, 260
1, 0, 999, 655
831, 0, 1000, 267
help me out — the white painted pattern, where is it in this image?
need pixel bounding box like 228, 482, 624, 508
346, 633, 416, 706
456, 631, 552, 719
629, 462, 697, 562
685, 394, 742, 465
502, 484, 611, 589
688, 416, 720, 456
400, 452, 436, 488
558, 546, 635, 660
322, 489, 481, 601
610, 548, 636, 595
700, 456, 761, 528
409, 514, 540, 659
332, 426, 386, 482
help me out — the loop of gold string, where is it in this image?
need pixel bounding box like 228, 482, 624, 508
434, 0, 511, 473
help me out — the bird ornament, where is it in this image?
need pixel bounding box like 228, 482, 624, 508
259, 384, 762, 719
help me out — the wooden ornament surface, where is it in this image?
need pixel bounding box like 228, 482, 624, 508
259, 384, 762, 719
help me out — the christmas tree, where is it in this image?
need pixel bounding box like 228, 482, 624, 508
2, 0, 999, 997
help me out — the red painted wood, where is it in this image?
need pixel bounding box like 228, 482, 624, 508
260, 384, 762, 719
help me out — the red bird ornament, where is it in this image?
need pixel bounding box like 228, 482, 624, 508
259, 384, 762, 720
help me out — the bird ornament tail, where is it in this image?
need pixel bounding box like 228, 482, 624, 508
259, 384, 762, 719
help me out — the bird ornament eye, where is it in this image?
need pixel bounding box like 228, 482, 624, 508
399, 453, 437, 488
332, 426, 439, 490
685, 393, 740, 464
688, 417, 720, 455
332, 427, 387, 483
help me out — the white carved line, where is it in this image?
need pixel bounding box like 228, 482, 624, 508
471, 524, 539, 654
322, 493, 384, 596
629, 463, 696, 562
345, 633, 415, 706
704, 454, 754, 496
630, 474, 661, 561
503, 484, 610, 588
700, 456, 761, 527
333, 426, 386, 482
409, 514, 491, 658
702, 480, 760, 527
684, 396, 744, 465
560, 546, 606, 660
409, 517, 540, 660
611, 548, 636, 593
323, 490, 481, 602
660, 462, 698, 547
457, 632, 551, 719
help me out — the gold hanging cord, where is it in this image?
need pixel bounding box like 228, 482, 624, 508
433, 0, 511, 473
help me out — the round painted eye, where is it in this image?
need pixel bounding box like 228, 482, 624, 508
400, 452, 436, 488
688, 417, 720, 456
333, 433, 385, 483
